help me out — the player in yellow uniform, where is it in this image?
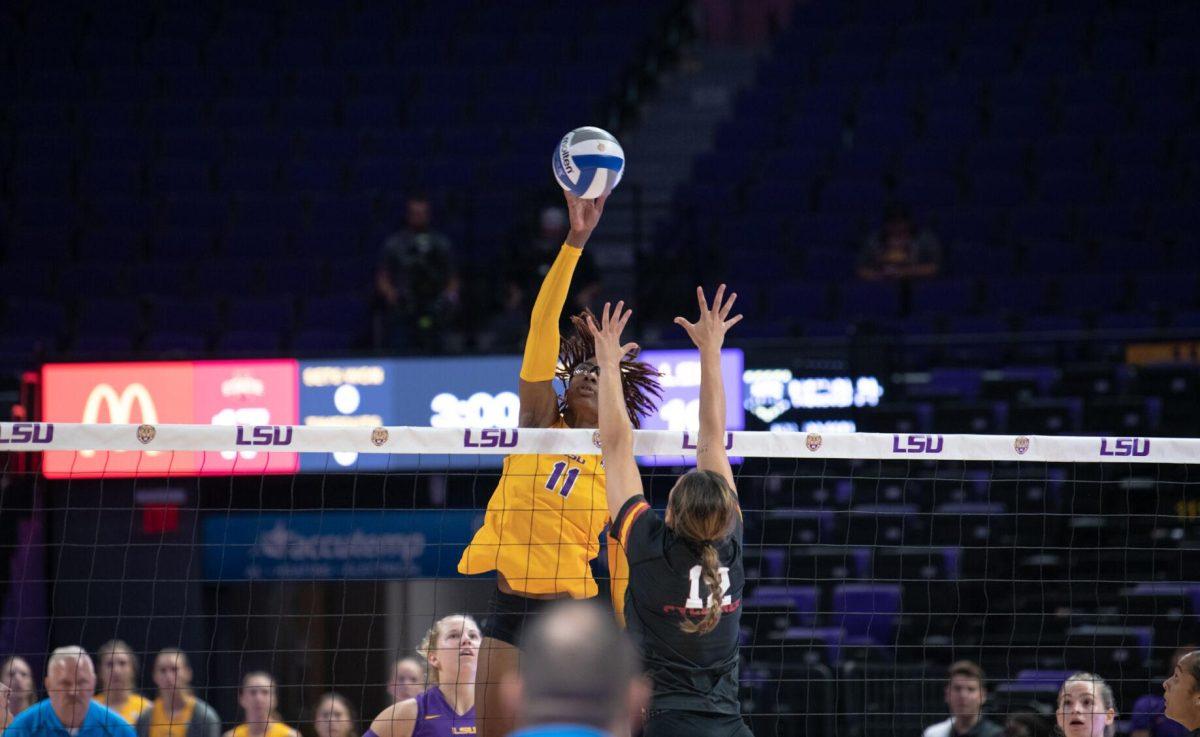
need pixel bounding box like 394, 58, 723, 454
458, 191, 661, 737
223, 672, 298, 737
94, 640, 152, 725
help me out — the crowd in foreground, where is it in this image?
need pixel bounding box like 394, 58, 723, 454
2, 612, 1200, 737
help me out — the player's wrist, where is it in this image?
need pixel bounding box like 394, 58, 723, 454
566, 229, 592, 249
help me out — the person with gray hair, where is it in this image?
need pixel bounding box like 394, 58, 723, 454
501, 600, 647, 737
3, 645, 135, 736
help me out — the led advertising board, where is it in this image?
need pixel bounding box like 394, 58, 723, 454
297, 356, 521, 471
41, 351, 745, 476
41, 360, 298, 478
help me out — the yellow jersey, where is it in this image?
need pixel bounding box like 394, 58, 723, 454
147, 696, 195, 737
232, 722, 294, 737
459, 419, 620, 599
95, 692, 150, 725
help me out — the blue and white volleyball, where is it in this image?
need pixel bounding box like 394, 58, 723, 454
552, 126, 625, 199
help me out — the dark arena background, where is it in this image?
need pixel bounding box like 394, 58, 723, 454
2, 2, 1199, 737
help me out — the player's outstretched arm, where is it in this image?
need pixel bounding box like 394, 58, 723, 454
674, 285, 742, 494
518, 191, 608, 428
586, 301, 644, 519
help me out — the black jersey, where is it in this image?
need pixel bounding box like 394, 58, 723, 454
613, 494, 745, 715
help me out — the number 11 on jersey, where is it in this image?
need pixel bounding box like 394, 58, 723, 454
685, 565, 732, 609
545, 461, 580, 498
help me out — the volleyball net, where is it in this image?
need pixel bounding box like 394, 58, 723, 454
2, 423, 1198, 737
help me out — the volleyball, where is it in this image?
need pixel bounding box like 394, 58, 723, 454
552, 126, 625, 199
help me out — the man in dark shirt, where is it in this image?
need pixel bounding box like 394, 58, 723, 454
921, 661, 1003, 737
374, 194, 461, 352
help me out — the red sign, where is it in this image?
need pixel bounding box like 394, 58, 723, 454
40, 360, 299, 478
192, 360, 299, 474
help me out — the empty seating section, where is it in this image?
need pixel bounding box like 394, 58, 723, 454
0, 0, 667, 357
735, 452, 1200, 732
657, 0, 1199, 342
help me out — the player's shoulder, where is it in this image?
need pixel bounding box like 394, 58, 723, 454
128, 693, 152, 715
614, 494, 652, 533
614, 494, 666, 558
922, 718, 953, 737
371, 699, 419, 737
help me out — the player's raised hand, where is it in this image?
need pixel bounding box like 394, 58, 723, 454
564, 191, 608, 246
585, 301, 638, 369
674, 284, 743, 352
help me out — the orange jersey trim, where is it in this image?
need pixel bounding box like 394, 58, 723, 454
617, 500, 650, 547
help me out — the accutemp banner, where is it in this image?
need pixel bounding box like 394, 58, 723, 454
202, 510, 482, 581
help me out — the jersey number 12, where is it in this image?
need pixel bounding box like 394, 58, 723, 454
685, 565, 732, 609
545, 462, 580, 498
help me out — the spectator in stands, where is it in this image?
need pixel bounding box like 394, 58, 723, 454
482, 203, 603, 352
481, 281, 530, 352
1162, 649, 1200, 735
1057, 672, 1117, 737
95, 639, 152, 726
1003, 712, 1054, 737
4, 646, 134, 737
1134, 645, 1198, 737
374, 194, 462, 353
387, 657, 427, 703
1, 655, 36, 716
501, 600, 647, 737
136, 648, 221, 737
223, 671, 298, 737
857, 204, 942, 281
312, 693, 356, 737
922, 660, 1003, 737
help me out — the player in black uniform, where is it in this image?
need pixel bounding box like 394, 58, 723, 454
586, 285, 751, 737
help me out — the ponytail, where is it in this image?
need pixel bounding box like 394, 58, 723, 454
681, 543, 725, 635
667, 469, 738, 637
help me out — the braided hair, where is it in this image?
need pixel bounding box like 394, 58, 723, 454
557, 309, 662, 427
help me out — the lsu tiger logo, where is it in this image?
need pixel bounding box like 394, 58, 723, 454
136, 424, 157, 444
371, 427, 389, 447
806, 432, 822, 452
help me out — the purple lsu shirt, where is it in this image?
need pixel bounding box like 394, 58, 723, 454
360, 687, 476, 737
413, 687, 476, 737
